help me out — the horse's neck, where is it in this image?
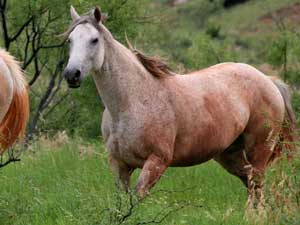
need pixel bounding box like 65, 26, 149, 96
92, 39, 157, 119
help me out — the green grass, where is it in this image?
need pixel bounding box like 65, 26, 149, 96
0, 139, 249, 225
2, 138, 297, 225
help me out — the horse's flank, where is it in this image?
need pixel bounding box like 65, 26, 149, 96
0, 49, 29, 154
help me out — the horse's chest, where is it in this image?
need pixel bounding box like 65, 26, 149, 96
103, 102, 176, 167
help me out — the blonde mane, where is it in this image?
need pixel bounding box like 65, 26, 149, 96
0, 49, 29, 154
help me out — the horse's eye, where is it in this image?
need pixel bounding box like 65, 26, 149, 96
91, 38, 99, 44
67, 39, 71, 44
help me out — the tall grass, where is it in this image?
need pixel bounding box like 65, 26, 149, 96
0, 136, 248, 225
263, 152, 300, 224
1, 135, 299, 224
0, 136, 299, 225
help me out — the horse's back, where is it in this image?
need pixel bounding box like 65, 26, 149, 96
178, 62, 284, 111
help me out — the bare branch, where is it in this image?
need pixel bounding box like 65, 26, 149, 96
119, 192, 137, 223
0, 145, 23, 169
0, 0, 10, 49
28, 56, 45, 86
97, 187, 203, 225
40, 42, 65, 49
9, 16, 34, 42
43, 91, 69, 119
0, 157, 20, 168
136, 201, 202, 225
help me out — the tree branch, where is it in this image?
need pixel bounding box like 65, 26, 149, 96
0, 145, 22, 169
9, 16, 33, 42
0, 157, 20, 168
0, 0, 10, 49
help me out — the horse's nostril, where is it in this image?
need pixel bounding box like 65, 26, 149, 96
63, 69, 70, 79
75, 70, 81, 79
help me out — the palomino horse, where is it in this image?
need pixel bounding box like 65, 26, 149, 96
0, 49, 29, 155
63, 6, 295, 201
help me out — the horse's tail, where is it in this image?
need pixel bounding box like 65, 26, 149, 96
0, 49, 29, 154
269, 76, 296, 161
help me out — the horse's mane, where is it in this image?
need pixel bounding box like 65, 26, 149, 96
131, 49, 174, 78
125, 36, 174, 78
0, 49, 29, 154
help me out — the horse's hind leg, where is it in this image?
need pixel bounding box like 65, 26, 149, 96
214, 135, 251, 187
215, 146, 267, 208
215, 126, 280, 207
242, 118, 281, 207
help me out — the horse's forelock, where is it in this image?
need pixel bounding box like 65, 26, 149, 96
63, 16, 102, 38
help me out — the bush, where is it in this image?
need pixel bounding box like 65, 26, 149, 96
186, 33, 237, 69
177, 0, 224, 28
267, 31, 300, 85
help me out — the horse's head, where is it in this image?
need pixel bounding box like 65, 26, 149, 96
64, 6, 106, 88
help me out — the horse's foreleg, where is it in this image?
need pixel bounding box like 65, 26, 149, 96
135, 154, 169, 198
109, 155, 133, 192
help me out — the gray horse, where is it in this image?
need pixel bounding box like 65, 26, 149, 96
63, 6, 295, 203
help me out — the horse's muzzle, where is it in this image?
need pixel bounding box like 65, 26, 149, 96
64, 68, 82, 88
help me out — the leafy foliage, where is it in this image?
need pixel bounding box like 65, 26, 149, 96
177, 0, 224, 28
1, 0, 148, 139
266, 30, 300, 83
186, 33, 236, 69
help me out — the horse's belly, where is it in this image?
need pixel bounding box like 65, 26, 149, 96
171, 116, 247, 167
171, 142, 225, 167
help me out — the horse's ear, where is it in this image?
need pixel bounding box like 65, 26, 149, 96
94, 6, 102, 23
70, 5, 80, 21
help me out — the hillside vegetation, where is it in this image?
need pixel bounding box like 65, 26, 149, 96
0, 0, 300, 224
